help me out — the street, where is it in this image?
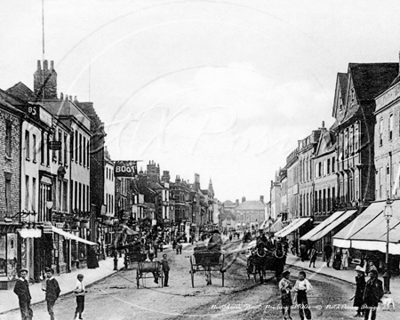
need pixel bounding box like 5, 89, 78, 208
2, 241, 396, 320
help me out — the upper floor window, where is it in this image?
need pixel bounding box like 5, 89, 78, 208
79, 133, 82, 165
33, 134, 37, 162
327, 158, 331, 175
5, 120, 12, 157
332, 157, 335, 172
64, 134, 68, 165
58, 130, 62, 164
25, 130, 30, 160
41, 132, 45, 164
379, 118, 383, 146
349, 127, 353, 154
389, 114, 393, 141
354, 123, 359, 151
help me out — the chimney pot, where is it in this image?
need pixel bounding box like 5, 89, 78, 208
50, 60, 54, 70
242, 197, 246, 203
37, 60, 41, 70
322, 121, 325, 128
74, 95, 77, 101
43, 60, 48, 70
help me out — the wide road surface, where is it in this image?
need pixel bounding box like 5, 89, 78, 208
0, 241, 396, 320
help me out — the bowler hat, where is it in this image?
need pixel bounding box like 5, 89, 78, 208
19, 268, 28, 274
355, 266, 364, 273
282, 270, 290, 277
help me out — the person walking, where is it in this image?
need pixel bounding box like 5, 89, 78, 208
161, 254, 170, 287
278, 270, 293, 320
341, 248, 349, 270
333, 248, 342, 270
362, 269, 383, 320
324, 243, 333, 267
73, 274, 86, 320
293, 271, 312, 320
14, 268, 33, 320
308, 245, 317, 268
43, 267, 61, 320
300, 243, 307, 262
350, 266, 366, 317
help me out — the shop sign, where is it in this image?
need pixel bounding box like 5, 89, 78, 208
114, 160, 138, 177
49, 141, 61, 150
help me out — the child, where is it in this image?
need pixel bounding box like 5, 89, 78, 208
161, 254, 170, 287
293, 271, 312, 320
43, 267, 61, 320
278, 270, 293, 320
73, 274, 86, 320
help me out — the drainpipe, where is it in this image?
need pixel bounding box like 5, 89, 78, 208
389, 151, 392, 197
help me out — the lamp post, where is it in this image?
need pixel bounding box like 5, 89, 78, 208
383, 198, 393, 294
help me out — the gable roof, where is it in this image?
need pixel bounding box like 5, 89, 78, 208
6, 82, 36, 102
349, 63, 398, 101
314, 130, 336, 158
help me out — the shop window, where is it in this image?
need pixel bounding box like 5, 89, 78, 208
0, 234, 18, 280
5, 120, 12, 157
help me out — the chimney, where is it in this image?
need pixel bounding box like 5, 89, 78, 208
322, 121, 325, 128
242, 197, 246, 203
260, 195, 264, 203
235, 199, 239, 206
34, 59, 57, 99
60, 92, 63, 100
37, 60, 41, 70
50, 60, 54, 71
74, 95, 77, 101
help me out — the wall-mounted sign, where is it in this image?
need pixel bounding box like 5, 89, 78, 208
49, 141, 61, 150
114, 160, 137, 177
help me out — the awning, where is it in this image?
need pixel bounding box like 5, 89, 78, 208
300, 211, 346, 241
51, 226, 97, 245
275, 217, 311, 238
333, 201, 386, 248
308, 210, 357, 242
18, 228, 42, 238
349, 200, 400, 254
269, 218, 283, 233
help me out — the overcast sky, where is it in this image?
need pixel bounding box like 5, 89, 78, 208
1, 0, 400, 202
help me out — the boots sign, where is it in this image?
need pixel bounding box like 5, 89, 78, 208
114, 160, 138, 177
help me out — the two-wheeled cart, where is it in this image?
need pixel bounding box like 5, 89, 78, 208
136, 261, 163, 288
189, 247, 225, 287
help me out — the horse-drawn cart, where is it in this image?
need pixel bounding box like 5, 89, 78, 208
190, 247, 225, 287
136, 261, 163, 288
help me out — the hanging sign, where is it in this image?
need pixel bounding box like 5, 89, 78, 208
114, 161, 138, 177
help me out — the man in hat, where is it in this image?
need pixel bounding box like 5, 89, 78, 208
362, 269, 383, 320
43, 267, 61, 320
279, 270, 293, 320
14, 268, 33, 320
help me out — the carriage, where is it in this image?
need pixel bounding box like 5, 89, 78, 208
189, 246, 225, 287
246, 240, 286, 283
136, 260, 164, 288
121, 244, 147, 270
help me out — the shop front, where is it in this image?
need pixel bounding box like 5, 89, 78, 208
0, 225, 20, 290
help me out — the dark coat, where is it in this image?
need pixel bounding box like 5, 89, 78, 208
363, 278, 383, 306
161, 259, 170, 272
45, 278, 61, 302
14, 278, 31, 302
353, 275, 366, 307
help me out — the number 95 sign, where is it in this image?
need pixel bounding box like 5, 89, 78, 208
114, 161, 138, 177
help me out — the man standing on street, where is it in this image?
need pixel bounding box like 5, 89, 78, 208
362, 269, 383, 320
14, 268, 33, 320
43, 267, 61, 320
161, 254, 170, 287
324, 242, 333, 267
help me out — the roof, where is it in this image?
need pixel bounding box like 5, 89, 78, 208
337, 73, 348, 100
349, 63, 398, 101
6, 82, 36, 102
236, 200, 265, 210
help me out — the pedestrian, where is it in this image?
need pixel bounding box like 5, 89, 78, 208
341, 248, 349, 270
350, 266, 366, 317
293, 270, 312, 320
43, 267, 61, 320
362, 269, 383, 320
324, 243, 333, 267
300, 243, 307, 262
161, 254, 170, 287
14, 268, 33, 320
73, 274, 86, 320
365, 260, 377, 275
308, 245, 317, 268
333, 248, 342, 270
278, 270, 293, 320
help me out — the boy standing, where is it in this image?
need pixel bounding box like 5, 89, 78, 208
14, 268, 33, 320
73, 274, 86, 320
278, 270, 293, 320
293, 271, 312, 320
161, 254, 170, 287
43, 267, 61, 320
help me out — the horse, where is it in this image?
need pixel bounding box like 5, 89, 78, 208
247, 241, 286, 283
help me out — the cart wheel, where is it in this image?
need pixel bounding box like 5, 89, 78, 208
136, 270, 140, 289
190, 256, 195, 288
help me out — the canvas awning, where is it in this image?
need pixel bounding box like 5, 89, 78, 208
51, 226, 97, 245
300, 211, 346, 241
18, 227, 42, 238
349, 200, 400, 254
269, 218, 283, 233
275, 217, 311, 238
332, 201, 386, 248
308, 209, 357, 242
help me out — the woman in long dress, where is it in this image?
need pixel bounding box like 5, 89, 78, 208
341, 248, 349, 270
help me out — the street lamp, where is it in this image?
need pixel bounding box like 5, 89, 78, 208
383, 198, 393, 294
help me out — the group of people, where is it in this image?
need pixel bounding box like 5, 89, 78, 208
13, 267, 85, 320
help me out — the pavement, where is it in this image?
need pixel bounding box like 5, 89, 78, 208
285, 253, 400, 306
0, 255, 125, 315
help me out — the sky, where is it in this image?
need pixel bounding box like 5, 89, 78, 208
1, 0, 400, 202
